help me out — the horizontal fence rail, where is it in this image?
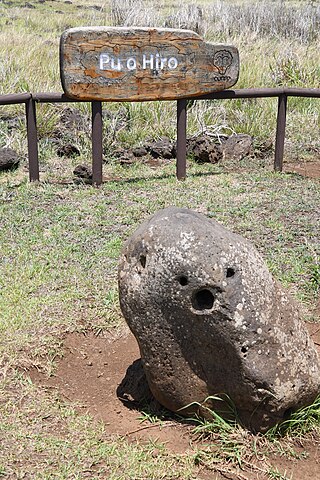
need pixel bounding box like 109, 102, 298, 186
0, 88, 319, 184
0, 93, 31, 105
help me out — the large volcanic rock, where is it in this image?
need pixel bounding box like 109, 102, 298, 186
118, 207, 320, 432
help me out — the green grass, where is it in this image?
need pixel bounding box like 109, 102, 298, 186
0, 373, 195, 480
267, 396, 320, 439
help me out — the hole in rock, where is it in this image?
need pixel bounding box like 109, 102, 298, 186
283, 407, 293, 420
139, 254, 146, 268
226, 267, 235, 278
178, 276, 188, 286
192, 288, 215, 311
241, 346, 248, 354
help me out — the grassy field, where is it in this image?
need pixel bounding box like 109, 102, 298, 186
0, 1, 320, 479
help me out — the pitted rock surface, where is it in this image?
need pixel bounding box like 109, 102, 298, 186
118, 207, 320, 432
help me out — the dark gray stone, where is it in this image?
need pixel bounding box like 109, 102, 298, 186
147, 137, 175, 159
132, 147, 148, 158
116, 150, 136, 166
222, 134, 253, 161
73, 164, 92, 182
0, 148, 20, 171
187, 135, 222, 164
118, 207, 320, 432
57, 143, 80, 157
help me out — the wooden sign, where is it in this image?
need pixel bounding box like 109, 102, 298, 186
60, 27, 239, 102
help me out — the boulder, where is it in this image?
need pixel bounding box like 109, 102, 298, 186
118, 207, 320, 432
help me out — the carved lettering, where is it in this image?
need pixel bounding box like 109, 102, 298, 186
99, 52, 179, 73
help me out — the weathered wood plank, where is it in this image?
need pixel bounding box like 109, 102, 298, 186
60, 27, 239, 102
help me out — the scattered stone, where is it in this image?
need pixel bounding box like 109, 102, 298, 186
73, 164, 92, 182
119, 207, 320, 432
132, 146, 148, 158
147, 137, 175, 160
222, 134, 253, 161
57, 144, 80, 157
0, 148, 20, 171
254, 138, 274, 158
111, 147, 137, 165
187, 135, 222, 163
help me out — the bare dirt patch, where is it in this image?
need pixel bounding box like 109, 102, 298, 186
29, 328, 194, 454
284, 161, 320, 179
29, 324, 320, 479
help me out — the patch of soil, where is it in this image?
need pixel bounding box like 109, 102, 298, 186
284, 161, 320, 179
29, 324, 320, 479
29, 328, 194, 453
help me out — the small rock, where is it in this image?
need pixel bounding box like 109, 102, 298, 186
0, 148, 20, 171
187, 135, 222, 164
73, 164, 92, 181
132, 146, 148, 158
57, 143, 80, 157
222, 134, 253, 161
118, 153, 136, 166
147, 137, 175, 159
